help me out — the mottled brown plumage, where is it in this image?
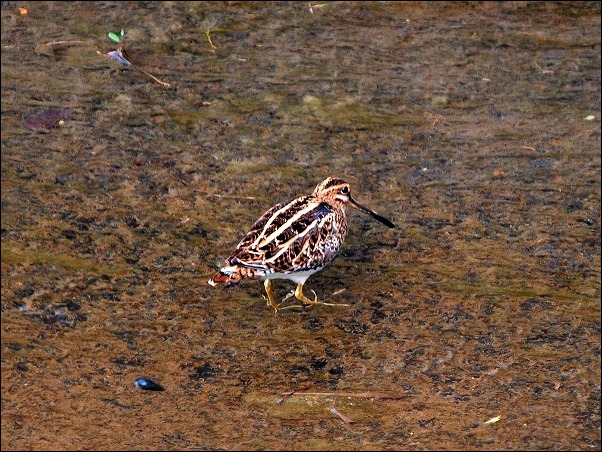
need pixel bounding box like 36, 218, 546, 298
209, 177, 395, 311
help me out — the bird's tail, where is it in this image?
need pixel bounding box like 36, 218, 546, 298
208, 265, 242, 287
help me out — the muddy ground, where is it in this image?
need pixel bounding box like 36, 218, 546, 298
1, 1, 600, 450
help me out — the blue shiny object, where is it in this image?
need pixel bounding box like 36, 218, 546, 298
134, 377, 164, 391
107, 49, 131, 66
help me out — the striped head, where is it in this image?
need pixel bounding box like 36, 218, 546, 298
314, 177, 396, 228
312, 177, 353, 208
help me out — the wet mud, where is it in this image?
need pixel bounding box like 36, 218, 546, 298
1, 2, 600, 450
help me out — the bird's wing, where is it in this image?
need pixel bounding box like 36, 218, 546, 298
231, 198, 339, 272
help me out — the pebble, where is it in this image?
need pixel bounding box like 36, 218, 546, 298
134, 377, 164, 391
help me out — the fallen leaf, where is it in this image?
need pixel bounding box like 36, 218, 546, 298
23, 108, 74, 133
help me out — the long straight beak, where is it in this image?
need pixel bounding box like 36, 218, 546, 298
349, 196, 396, 228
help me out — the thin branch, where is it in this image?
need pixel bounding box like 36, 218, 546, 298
134, 66, 171, 88
96, 50, 171, 88
278, 391, 416, 401
276, 389, 297, 404
330, 406, 354, 424
42, 40, 86, 47
206, 194, 257, 201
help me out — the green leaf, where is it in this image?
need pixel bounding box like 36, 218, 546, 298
120, 29, 126, 37
108, 32, 121, 43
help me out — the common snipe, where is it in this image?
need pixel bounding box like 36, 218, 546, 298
208, 177, 395, 311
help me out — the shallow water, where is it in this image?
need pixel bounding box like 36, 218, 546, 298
1, 1, 600, 450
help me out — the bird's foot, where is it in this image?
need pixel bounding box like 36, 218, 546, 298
295, 285, 349, 309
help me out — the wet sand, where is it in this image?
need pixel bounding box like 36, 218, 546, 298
1, 2, 600, 450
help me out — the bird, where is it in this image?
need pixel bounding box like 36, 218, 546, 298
208, 177, 395, 311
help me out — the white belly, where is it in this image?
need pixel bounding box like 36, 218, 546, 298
262, 268, 323, 285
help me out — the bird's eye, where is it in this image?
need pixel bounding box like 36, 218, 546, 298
341, 186, 349, 194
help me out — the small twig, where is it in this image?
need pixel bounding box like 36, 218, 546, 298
324, 288, 346, 301
309, 2, 328, 13
43, 40, 86, 47
279, 391, 415, 400
425, 112, 444, 126
483, 415, 502, 424
276, 389, 297, 404
330, 405, 354, 424
202, 19, 227, 51
277, 384, 315, 404
206, 194, 257, 201
205, 30, 217, 50
134, 66, 171, 87
96, 50, 171, 88
35, 40, 86, 56
534, 61, 554, 74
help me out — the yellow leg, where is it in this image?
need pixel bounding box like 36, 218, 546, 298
264, 280, 303, 312
264, 280, 280, 312
294, 283, 349, 308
